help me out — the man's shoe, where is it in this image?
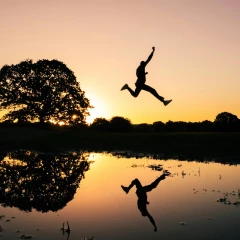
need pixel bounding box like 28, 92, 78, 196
121, 84, 128, 91
121, 185, 129, 194
164, 99, 172, 106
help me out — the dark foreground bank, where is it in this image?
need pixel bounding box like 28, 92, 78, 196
1, 127, 240, 163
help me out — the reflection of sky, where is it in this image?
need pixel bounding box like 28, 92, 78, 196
1, 153, 240, 240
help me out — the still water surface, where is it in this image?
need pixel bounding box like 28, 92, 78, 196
0, 151, 240, 240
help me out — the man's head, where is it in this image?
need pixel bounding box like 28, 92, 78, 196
140, 61, 145, 66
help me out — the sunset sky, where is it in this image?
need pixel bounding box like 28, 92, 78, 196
1, 0, 239, 124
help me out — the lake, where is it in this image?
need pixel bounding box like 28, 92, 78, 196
0, 150, 240, 240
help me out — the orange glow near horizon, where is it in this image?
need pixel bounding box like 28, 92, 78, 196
0, 1, 240, 124
86, 95, 112, 124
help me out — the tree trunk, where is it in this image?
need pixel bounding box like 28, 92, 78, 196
39, 115, 44, 125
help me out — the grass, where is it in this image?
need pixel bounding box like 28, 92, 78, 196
1, 126, 240, 163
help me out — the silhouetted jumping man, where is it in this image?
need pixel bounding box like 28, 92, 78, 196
121, 170, 170, 232
121, 47, 172, 106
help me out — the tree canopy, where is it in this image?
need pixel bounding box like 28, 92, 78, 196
0, 59, 92, 124
90, 117, 110, 131
215, 112, 238, 124
0, 150, 92, 212
214, 112, 239, 131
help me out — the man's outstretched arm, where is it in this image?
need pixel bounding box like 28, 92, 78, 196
145, 47, 155, 66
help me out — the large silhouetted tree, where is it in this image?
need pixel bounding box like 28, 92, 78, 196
0, 59, 92, 125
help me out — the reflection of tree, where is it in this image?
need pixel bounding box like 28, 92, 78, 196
0, 150, 93, 212
0, 151, 6, 162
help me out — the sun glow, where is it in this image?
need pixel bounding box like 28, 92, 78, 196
86, 96, 110, 125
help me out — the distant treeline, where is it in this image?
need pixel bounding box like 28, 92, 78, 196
1, 111, 240, 132
88, 111, 240, 132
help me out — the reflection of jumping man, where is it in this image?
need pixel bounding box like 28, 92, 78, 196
121, 171, 170, 232
121, 47, 172, 106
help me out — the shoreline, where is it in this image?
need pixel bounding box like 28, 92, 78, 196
1, 127, 240, 163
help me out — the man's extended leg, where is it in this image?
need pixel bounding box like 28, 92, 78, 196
121, 178, 143, 194
143, 174, 166, 193
141, 84, 164, 102
146, 212, 157, 232
141, 84, 172, 105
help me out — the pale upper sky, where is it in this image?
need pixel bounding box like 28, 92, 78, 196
0, 0, 239, 124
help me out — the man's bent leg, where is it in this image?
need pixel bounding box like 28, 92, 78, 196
121, 178, 143, 194
126, 86, 141, 97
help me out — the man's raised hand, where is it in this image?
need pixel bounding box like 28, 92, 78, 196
152, 46, 155, 51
